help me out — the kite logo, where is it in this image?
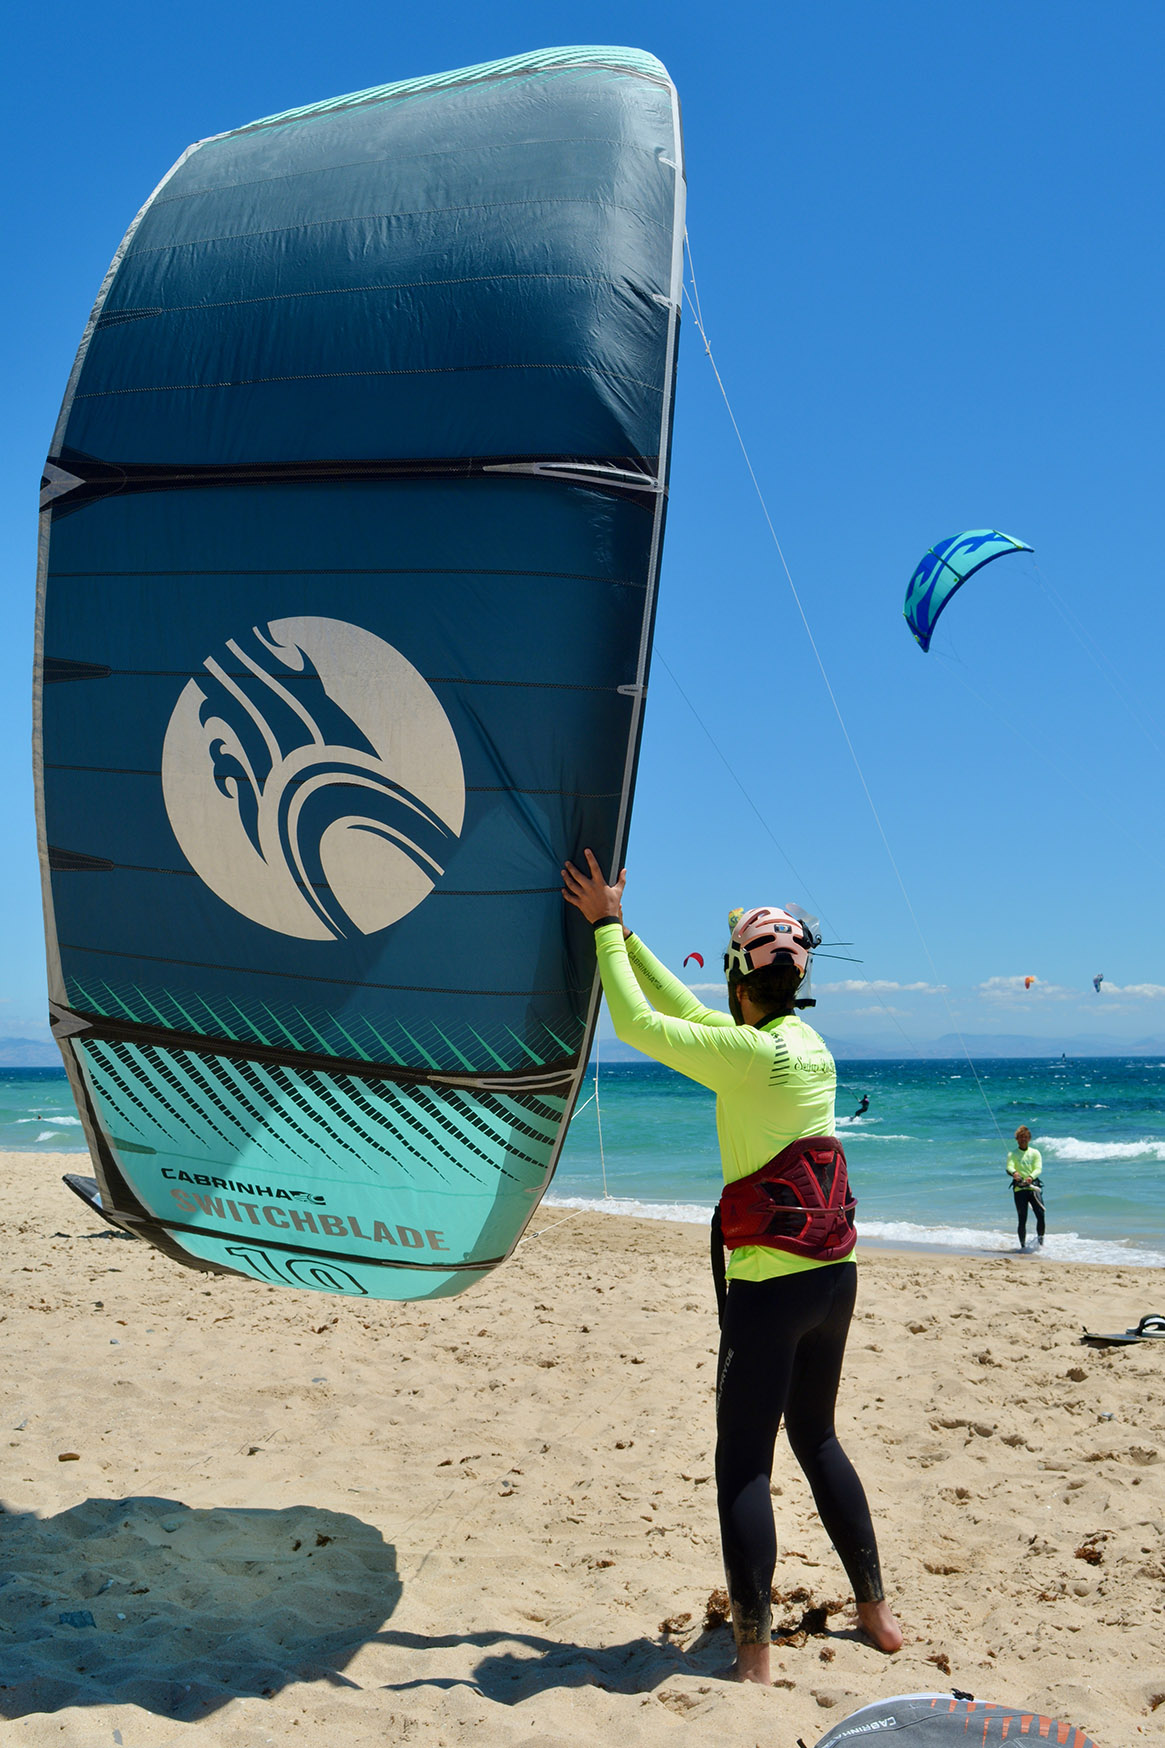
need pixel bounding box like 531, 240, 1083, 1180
161, 616, 465, 940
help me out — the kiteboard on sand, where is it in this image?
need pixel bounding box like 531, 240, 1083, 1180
35, 47, 684, 1300
808, 1691, 1099, 1747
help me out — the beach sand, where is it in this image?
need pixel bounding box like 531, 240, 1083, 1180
2, 1150, 1163, 1746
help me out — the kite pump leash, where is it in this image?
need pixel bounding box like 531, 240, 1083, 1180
682, 233, 1007, 1147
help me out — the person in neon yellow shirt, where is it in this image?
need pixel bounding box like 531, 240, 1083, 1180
562, 850, 901, 1685
1006, 1125, 1045, 1250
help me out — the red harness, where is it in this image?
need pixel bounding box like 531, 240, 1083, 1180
718, 1135, 857, 1262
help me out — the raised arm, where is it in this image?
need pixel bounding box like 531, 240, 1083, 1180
595, 925, 756, 1093
560, 851, 753, 1094
625, 932, 735, 1028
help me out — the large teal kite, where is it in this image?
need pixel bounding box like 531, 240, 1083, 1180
904, 530, 1033, 652
35, 47, 685, 1302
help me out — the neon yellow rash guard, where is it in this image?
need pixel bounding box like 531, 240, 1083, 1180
1006, 1146, 1043, 1187
593, 922, 850, 1281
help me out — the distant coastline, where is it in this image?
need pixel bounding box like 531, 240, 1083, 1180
0, 1043, 62, 1068
6, 1028, 1165, 1071
590, 1031, 1165, 1065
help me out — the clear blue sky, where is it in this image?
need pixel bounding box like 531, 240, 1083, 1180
3, 0, 1162, 1049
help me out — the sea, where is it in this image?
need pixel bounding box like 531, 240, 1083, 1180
550, 1056, 1165, 1269
3, 1057, 1163, 1268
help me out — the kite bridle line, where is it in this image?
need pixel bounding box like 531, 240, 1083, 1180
682, 231, 1008, 1148
656, 651, 924, 1061
1031, 559, 1165, 765
563, 1010, 611, 1204
593, 1017, 611, 1200
676, 243, 931, 1068
932, 650, 1165, 879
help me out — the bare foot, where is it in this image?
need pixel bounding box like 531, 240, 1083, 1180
730, 1641, 772, 1684
857, 1600, 903, 1652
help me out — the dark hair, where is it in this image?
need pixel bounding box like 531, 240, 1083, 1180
730, 960, 803, 1018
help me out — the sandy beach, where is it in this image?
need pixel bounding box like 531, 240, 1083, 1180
1, 1150, 1163, 1746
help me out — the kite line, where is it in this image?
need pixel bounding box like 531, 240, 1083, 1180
681, 232, 1007, 1145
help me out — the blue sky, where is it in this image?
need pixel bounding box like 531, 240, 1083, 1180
3, 0, 1162, 1049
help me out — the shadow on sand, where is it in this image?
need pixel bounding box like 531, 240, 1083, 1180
374, 1626, 729, 1703
0, 1494, 401, 1719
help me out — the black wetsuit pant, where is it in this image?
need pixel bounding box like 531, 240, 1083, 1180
1014, 1183, 1045, 1246
715, 1262, 883, 1645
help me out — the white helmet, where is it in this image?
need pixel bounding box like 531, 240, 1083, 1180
724, 904, 821, 1007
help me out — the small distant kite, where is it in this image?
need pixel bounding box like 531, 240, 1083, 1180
904, 530, 1033, 652
1024, 976, 1035, 990
683, 952, 704, 969
1093, 973, 1104, 993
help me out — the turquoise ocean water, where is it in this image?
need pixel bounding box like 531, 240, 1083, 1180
551, 1056, 1165, 1268
3, 1058, 1163, 1268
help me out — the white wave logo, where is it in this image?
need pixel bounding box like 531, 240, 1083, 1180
161, 617, 465, 940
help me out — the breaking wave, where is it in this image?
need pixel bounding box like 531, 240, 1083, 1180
541, 1196, 1165, 1266
1037, 1134, 1165, 1162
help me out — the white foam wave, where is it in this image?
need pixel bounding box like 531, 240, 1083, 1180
858, 1218, 1165, 1268
1037, 1134, 1165, 1162
540, 1197, 1165, 1266
542, 1193, 712, 1227
15, 1114, 81, 1127
845, 1133, 916, 1142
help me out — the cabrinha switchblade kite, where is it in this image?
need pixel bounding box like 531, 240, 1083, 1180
34, 47, 685, 1300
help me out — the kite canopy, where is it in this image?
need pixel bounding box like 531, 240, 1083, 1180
904, 530, 1033, 652
35, 47, 684, 1300
813, 1693, 1098, 1746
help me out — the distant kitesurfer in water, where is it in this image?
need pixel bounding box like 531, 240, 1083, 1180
562, 851, 902, 1686
853, 1094, 869, 1120
1007, 1125, 1046, 1250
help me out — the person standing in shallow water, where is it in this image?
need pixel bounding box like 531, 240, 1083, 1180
561, 851, 902, 1686
1007, 1125, 1046, 1250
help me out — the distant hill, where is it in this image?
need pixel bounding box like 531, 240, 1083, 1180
8, 1028, 1160, 1072
831, 1032, 1165, 1061
0, 1038, 61, 1067
591, 1031, 1165, 1065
